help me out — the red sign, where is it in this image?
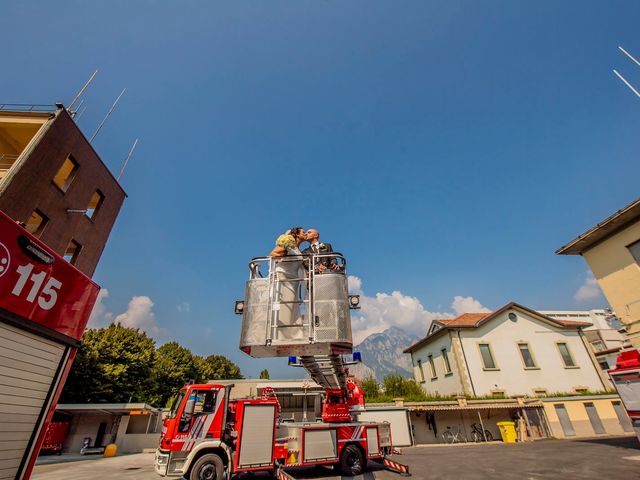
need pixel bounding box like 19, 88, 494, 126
0, 210, 99, 341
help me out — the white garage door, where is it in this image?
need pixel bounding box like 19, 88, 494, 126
0, 321, 66, 480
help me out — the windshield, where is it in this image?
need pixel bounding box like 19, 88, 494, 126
167, 390, 186, 419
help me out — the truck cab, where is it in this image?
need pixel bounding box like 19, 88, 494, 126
156, 383, 280, 479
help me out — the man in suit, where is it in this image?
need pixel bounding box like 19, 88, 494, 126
303, 229, 340, 272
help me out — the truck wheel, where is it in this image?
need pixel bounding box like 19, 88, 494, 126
189, 454, 224, 480
340, 445, 365, 476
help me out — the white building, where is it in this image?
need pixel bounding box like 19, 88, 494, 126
404, 303, 608, 398
540, 309, 627, 376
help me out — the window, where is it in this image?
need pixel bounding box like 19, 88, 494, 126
417, 360, 425, 382
628, 239, 640, 265
178, 390, 218, 432
428, 354, 437, 379
557, 343, 577, 368
574, 386, 589, 394
479, 343, 497, 369
25, 209, 48, 237
442, 348, 452, 374
533, 388, 548, 397
64, 239, 82, 264
490, 389, 506, 398
591, 340, 606, 352
53, 155, 78, 192
598, 359, 610, 371
518, 343, 537, 369
86, 190, 105, 220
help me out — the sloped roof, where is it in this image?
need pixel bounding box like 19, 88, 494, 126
435, 313, 492, 327
556, 196, 640, 255
404, 302, 592, 354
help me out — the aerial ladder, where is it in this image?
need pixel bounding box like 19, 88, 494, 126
236, 251, 410, 470
153, 252, 409, 479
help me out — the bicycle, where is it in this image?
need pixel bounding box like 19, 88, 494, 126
470, 422, 494, 442
441, 426, 467, 444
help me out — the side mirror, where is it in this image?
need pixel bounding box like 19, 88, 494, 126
183, 399, 196, 417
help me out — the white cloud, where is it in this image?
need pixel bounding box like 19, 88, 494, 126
348, 276, 490, 344
88, 290, 163, 336
115, 296, 161, 335
348, 276, 362, 295
451, 296, 491, 315
574, 272, 602, 303
88, 288, 114, 328
177, 301, 191, 313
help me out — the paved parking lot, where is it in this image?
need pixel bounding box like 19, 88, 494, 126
33, 436, 640, 480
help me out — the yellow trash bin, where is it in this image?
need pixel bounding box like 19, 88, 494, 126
496, 421, 517, 443
103, 443, 117, 457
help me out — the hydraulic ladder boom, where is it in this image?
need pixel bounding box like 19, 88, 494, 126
298, 355, 348, 389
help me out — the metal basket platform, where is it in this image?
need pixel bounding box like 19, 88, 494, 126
238, 254, 353, 358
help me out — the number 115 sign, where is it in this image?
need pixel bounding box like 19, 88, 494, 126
0, 210, 99, 342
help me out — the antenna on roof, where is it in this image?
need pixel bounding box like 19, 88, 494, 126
118, 138, 138, 181
68, 69, 98, 112
71, 98, 85, 118
90, 88, 126, 143
619, 45, 640, 66
75, 104, 88, 122
614, 45, 640, 99
613, 70, 640, 98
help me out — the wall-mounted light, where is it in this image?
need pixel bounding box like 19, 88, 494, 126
234, 300, 244, 315
349, 295, 361, 310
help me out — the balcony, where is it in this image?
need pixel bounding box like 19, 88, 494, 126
0, 153, 20, 181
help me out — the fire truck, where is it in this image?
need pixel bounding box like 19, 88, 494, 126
0, 210, 100, 479
154, 253, 410, 479
608, 349, 640, 440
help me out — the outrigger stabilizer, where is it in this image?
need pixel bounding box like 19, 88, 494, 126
275, 456, 411, 479
381, 456, 411, 476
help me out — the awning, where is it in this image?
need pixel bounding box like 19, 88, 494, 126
55, 403, 160, 415
409, 403, 544, 412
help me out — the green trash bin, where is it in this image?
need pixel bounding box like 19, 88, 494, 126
497, 421, 517, 443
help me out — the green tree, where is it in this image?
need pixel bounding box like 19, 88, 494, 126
61, 324, 156, 403
152, 342, 199, 407
383, 374, 427, 401
195, 355, 243, 381
259, 369, 270, 379
360, 376, 380, 400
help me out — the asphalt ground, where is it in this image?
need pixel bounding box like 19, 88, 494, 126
32, 436, 640, 480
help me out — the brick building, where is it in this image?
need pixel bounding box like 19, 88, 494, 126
0, 105, 126, 276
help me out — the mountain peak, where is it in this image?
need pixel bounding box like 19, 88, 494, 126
352, 327, 420, 381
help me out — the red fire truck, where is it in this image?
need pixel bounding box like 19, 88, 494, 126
0, 210, 100, 479
154, 381, 394, 479
154, 253, 409, 479
608, 349, 640, 440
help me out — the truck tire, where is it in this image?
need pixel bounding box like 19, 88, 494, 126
189, 453, 224, 480
340, 444, 365, 476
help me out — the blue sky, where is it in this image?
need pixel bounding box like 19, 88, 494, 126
2, 1, 640, 379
